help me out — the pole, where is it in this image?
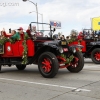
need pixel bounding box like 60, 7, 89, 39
36, 3, 39, 31
41, 14, 44, 30
29, 11, 44, 31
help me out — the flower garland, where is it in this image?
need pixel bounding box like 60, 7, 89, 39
60, 54, 74, 64
21, 34, 29, 64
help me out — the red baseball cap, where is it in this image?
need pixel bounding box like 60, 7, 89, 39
18, 27, 23, 30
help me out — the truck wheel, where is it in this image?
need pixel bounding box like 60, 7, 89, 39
16, 65, 26, 70
91, 48, 100, 64
38, 52, 59, 78
67, 51, 84, 73
0, 65, 1, 72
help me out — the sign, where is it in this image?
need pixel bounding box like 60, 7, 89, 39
50, 20, 61, 29
0, 44, 4, 54
92, 17, 100, 30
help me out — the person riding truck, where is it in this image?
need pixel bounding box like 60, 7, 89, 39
11, 27, 27, 40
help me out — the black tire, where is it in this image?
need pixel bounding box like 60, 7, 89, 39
38, 52, 59, 78
67, 51, 84, 73
91, 48, 100, 64
16, 65, 26, 70
0, 65, 1, 72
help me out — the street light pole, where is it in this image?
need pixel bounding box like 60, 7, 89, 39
36, 3, 39, 31
29, 11, 44, 30
22, 0, 39, 31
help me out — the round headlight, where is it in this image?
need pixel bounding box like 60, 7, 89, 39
59, 47, 63, 53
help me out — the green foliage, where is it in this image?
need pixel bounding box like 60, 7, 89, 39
67, 38, 76, 44
61, 54, 74, 64
0, 37, 17, 45
21, 39, 28, 64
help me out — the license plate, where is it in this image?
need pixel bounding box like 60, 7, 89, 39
63, 48, 68, 52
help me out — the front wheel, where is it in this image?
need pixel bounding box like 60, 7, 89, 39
16, 65, 26, 70
0, 65, 1, 72
38, 52, 59, 78
67, 51, 84, 73
91, 48, 100, 64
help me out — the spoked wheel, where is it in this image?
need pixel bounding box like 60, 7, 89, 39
67, 51, 84, 73
38, 52, 59, 78
16, 65, 26, 70
91, 48, 100, 64
0, 65, 1, 72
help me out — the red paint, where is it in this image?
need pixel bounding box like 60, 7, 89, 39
2, 42, 13, 56
26, 40, 35, 56
1, 39, 35, 57
42, 58, 51, 73
69, 40, 86, 52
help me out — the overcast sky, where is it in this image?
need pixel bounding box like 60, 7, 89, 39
0, 0, 100, 35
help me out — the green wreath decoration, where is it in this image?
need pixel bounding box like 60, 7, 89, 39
60, 54, 74, 64
21, 34, 29, 64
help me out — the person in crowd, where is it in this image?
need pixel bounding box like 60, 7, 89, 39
61, 35, 65, 40
77, 32, 84, 40
66, 36, 69, 41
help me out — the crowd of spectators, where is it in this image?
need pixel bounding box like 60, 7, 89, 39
52, 30, 100, 41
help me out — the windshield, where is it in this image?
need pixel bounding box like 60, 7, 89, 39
30, 22, 53, 37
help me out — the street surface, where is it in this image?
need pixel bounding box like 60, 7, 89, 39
0, 59, 100, 100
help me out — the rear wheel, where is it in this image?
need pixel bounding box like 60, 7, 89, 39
16, 65, 26, 70
0, 65, 1, 72
38, 52, 59, 78
91, 48, 100, 64
67, 51, 84, 73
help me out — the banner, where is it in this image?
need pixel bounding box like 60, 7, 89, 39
50, 20, 61, 29
92, 17, 100, 30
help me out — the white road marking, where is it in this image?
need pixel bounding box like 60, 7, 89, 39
0, 78, 91, 92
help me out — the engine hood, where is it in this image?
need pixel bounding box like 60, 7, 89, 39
90, 41, 100, 45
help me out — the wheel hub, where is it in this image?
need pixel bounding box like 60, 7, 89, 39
94, 52, 100, 61
42, 59, 51, 73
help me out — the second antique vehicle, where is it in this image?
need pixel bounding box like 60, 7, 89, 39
0, 22, 84, 78
69, 29, 100, 64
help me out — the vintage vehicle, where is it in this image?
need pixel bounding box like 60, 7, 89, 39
69, 29, 100, 64
0, 22, 84, 78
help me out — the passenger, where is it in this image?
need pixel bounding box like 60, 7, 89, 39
0, 31, 5, 39
26, 26, 33, 39
11, 27, 27, 40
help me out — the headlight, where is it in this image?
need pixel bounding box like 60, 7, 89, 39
71, 47, 76, 53
59, 47, 63, 53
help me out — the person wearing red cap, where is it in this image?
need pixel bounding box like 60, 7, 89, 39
78, 32, 84, 40
11, 27, 27, 40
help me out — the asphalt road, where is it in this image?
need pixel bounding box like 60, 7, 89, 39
0, 59, 100, 100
